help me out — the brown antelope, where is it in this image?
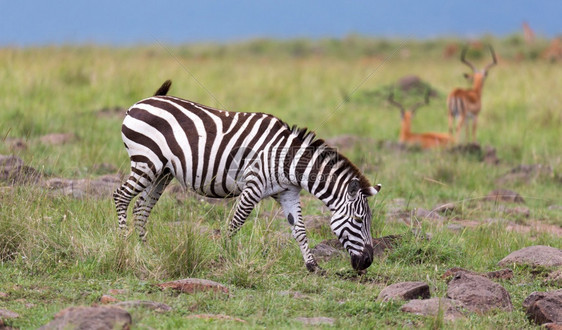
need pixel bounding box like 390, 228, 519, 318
389, 90, 453, 149
447, 45, 497, 142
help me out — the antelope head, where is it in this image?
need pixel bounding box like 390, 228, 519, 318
461, 45, 497, 84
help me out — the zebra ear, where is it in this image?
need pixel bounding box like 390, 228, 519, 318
347, 178, 361, 200
362, 184, 382, 197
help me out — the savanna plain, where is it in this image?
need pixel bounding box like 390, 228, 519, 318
1, 37, 561, 328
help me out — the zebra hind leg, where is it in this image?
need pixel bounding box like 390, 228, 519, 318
228, 182, 263, 237
113, 174, 147, 237
132, 171, 173, 242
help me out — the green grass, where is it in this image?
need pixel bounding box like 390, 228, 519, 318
1, 38, 561, 328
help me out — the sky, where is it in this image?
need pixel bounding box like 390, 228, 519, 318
0, 1, 560, 46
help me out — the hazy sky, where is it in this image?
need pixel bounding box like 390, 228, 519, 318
1, 1, 560, 46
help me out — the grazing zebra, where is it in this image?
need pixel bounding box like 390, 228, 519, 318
113, 80, 382, 272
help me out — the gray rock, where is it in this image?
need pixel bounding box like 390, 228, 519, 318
415, 208, 444, 221
496, 164, 553, 185
446, 272, 512, 313
39, 306, 131, 330
378, 281, 430, 302
498, 245, 562, 268
43, 174, 122, 199
0, 155, 41, 184
400, 297, 465, 321
432, 202, 456, 215
39, 133, 77, 146
485, 189, 525, 204
0, 308, 19, 319
311, 239, 345, 260
524, 289, 562, 325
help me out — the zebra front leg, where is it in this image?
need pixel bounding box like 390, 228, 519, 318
228, 182, 263, 237
274, 188, 320, 273
132, 173, 172, 241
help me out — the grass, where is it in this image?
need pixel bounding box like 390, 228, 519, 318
1, 37, 561, 328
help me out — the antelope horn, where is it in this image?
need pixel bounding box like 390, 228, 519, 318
460, 46, 476, 72
485, 45, 497, 71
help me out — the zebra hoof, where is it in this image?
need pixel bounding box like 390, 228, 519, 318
305, 261, 324, 275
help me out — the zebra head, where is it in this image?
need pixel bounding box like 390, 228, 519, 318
331, 178, 381, 271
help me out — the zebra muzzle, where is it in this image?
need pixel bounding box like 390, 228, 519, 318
351, 244, 373, 271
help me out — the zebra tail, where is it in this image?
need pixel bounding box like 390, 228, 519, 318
154, 80, 172, 96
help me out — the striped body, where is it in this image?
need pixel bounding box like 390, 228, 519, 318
114, 81, 381, 272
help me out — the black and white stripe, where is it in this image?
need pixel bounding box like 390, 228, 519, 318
113, 80, 381, 272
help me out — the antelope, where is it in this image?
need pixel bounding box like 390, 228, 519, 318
447, 45, 497, 142
389, 90, 453, 149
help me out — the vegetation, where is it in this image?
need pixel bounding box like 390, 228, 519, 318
1, 37, 561, 328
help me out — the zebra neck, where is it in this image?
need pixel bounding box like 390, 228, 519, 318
288, 143, 351, 209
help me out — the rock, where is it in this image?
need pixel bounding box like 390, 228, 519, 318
483, 146, 500, 165
432, 202, 456, 215
415, 208, 444, 221
498, 205, 530, 218
100, 295, 118, 304
5, 138, 27, 152
372, 235, 401, 257
0, 308, 19, 319
496, 164, 553, 185
303, 215, 328, 232
311, 239, 345, 260
446, 272, 512, 313
442, 267, 513, 281
543, 323, 562, 330
548, 205, 562, 211
486, 269, 514, 280
156, 278, 229, 294
114, 300, 172, 313
485, 189, 525, 204
524, 290, 562, 325
385, 198, 411, 223
39, 306, 131, 330
498, 245, 562, 268
39, 133, 77, 146
0, 155, 41, 184
294, 317, 335, 326
185, 314, 246, 323
43, 174, 122, 199
447, 223, 464, 232
400, 297, 465, 321
377, 281, 430, 302
546, 269, 562, 285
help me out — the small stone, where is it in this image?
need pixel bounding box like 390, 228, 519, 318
156, 278, 228, 294
0, 308, 19, 319
415, 208, 444, 221
524, 289, 562, 325
378, 281, 430, 302
498, 245, 562, 268
372, 235, 401, 257
294, 316, 335, 326
446, 272, 512, 313
100, 295, 118, 304
39, 306, 131, 330
39, 133, 77, 146
432, 202, 456, 214
485, 189, 525, 204
311, 239, 345, 260
114, 300, 172, 313
400, 297, 465, 321
447, 223, 464, 232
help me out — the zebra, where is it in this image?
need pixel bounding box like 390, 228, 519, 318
113, 80, 382, 272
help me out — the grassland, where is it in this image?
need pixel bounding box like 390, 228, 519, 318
0, 37, 561, 328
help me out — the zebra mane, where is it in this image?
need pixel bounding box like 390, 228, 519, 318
287, 124, 372, 190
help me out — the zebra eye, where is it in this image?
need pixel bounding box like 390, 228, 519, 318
353, 216, 363, 223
